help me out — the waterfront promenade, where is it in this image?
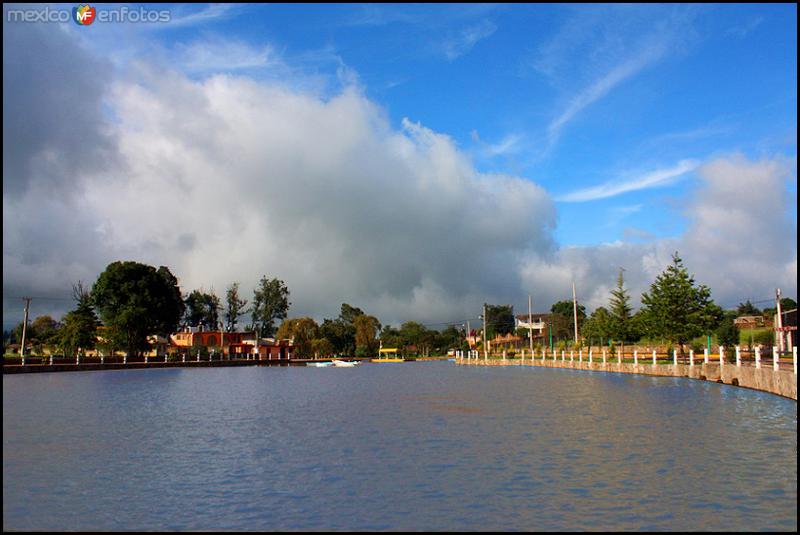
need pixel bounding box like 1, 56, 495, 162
455, 348, 798, 400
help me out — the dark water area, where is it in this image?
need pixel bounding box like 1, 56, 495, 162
3, 362, 797, 531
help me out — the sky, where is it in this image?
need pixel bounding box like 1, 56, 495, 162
2, 3, 797, 331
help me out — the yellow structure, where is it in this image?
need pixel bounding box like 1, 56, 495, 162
372, 348, 404, 362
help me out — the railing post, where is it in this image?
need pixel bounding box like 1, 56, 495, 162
76, 354, 80, 366
50, 354, 54, 366
123, 354, 127, 365
794, 346, 797, 375
634, 350, 638, 366
719, 346, 724, 367
735, 345, 741, 367
589, 349, 593, 364
101, 355, 104, 365
689, 350, 694, 367
652, 349, 657, 366
570, 350, 574, 362
602, 349, 607, 364
673, 349, 678, 366
617, 349, 621, 364
145, 355, 148, 364
579, 349, 583, 363
21, 355, 25, 366
773, 347, 779, 372
561, 350, 565, 362
755, 346, 761, 369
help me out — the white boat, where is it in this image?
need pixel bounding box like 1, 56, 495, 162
331, 359, 359, 367
307, 362, 333, 367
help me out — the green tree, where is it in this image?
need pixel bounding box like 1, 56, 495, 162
736, 300, 761, 316
550, 300, 586, 341
437, 326, 464, 352
762, 297, 797, 318
276, 317, 319, 358
583, 306, 612, 346
92, 261, 185, 358
224, 282, 249, 332
485, 304, 515, 337
354, 315, 381, 357
184, 290, 221, 329
639, 252, 722, 353
378, 325, 403, 350
716, 315, 739, 352
608, 268, 636, 344
319, 303, 364, 355
61, 281, 99, 357
398, 321, 429, 350
251, 276, 291, 337
311, 337, 335, 358
339, 303, 365, 324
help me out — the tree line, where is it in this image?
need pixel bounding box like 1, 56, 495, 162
4, 253, 796, 359
545, 253, 795, 355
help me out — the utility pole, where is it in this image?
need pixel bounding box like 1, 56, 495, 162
528, 294, 533, 353
20, 297, 31, 357
572, 282, 579, 346
776, 288, 784, 353
483, 304, 488, 358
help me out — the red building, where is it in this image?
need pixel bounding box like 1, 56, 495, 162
170, 327, 293, 359
228, 339, 293, 360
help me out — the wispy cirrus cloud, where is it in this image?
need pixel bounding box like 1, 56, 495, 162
546, 44, 667, 147
556, 159, 699, 202
470, 130, 523, 158
441, 20, 497, 60
165, 4, 243, 28
533, 5, 700, 150
177, 39, 279, 73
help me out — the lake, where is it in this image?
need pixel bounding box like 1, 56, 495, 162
3, 362, 797, 531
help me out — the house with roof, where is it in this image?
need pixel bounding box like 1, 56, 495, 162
514, 313, 553, 342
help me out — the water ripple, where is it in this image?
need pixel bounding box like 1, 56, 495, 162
3, 363, 796, 531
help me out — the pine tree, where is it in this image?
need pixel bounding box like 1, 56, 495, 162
640, 252, 722, 353
609, 268, 634, 343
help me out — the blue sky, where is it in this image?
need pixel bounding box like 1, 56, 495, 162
3, 3, 797, 327
145, 3, 797, 246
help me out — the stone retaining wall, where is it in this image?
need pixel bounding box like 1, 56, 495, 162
457, 357, 797, 400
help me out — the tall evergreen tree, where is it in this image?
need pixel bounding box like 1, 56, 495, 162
608, 268, 635, 343
640, 252, 722, 353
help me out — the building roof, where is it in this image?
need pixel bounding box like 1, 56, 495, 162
515, 313, 552, 320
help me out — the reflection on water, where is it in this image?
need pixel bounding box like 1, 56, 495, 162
3, 362, 797, 531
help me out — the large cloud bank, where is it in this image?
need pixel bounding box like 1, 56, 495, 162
3, 22, 796, 329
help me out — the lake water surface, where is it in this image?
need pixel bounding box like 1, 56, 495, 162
3, 362, 797, 531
